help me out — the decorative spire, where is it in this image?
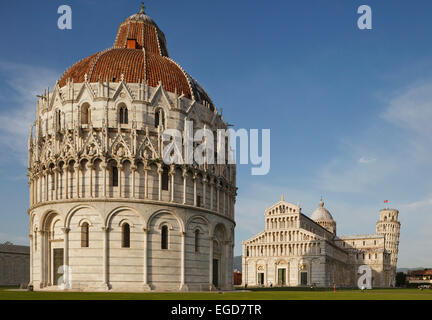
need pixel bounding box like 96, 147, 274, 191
319, 197, 324, 208
139, 2, 146, 14
281, 194, 284, 201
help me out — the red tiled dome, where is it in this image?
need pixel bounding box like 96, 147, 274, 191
58, 7, 214, 109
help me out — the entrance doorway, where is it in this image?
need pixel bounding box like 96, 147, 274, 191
278, 268, 286, 285
212, 259, 219, 287
53, 248, 64, 286
300, 271, 308, 286
257, 272, 265, 285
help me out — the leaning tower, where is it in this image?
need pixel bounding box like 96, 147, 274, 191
376, 208, 401, 286
27, 5, 236, 292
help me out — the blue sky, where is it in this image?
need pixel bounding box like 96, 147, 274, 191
0, 0, 432, 267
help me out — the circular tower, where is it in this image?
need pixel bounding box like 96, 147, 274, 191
311, 199, 336, 236
27, 6, 236, 292
376, 209, 400, 285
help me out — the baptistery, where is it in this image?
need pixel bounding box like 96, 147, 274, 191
27, 5, 236, 291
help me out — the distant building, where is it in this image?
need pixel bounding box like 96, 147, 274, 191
0, 244, 30, 286
242, 196, 400, 288
407, 269, 432, 285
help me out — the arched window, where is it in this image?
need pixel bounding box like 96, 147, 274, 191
161, 225, 168, 249
81, 222, 89, 248
112, 166, 118, 187
194, 229, 200, 253
119, 106, 128, 124
81, 103, 91, 124
122, 223, 130, 248
155, 109, 165, 128
56, 110, 61, 129
162, 166, 169, 191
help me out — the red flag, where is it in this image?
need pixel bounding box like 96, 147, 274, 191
384, 200, 388, 204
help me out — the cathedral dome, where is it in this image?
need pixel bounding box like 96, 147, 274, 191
311, 199, 334, 222
58, 4, 214, 110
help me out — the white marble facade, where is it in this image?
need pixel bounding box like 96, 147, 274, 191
242, 197, 400, 288
27, 8, 236, 292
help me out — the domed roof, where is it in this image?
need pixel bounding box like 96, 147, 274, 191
311, 199, 334, 222
58, 5, 214, 110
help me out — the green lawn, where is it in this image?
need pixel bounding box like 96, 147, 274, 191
1, 287, 431, 300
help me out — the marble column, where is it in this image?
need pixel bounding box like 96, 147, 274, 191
29, 234, 33, 286
144, 165, 149, 199
157, 164, 163, 201
210, 181, 214, 211
216, 184, 220, 213
39, 173, 43, 203
193, 173, 197, 207
65, 166, 69, 199
101, 227, 110, 290
61, 227, 70, 288
54, 168, 59, 200
222, 187, 225, 214
142, 228, 151, 290
202, 176, 207, 208
87, 162, 94, 198
209, 236, 214, 290
102, 162, 107, 198
180, 231, 188, 291
45, 171, 49, 202
118, 164, 123, 198
169, 166, 175, 202
74, 163, 80, 198
182, 169, 187, 204
131, 165, 137, 199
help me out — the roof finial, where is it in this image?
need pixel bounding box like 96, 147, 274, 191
281, 193, 284, 201
139, 2, 146, 14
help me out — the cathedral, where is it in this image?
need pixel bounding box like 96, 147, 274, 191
242, 197, 400, 288
27, 5, 236, 291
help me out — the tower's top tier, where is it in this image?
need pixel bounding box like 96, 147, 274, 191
379, 209, 399, 223
58, 5, 215, 110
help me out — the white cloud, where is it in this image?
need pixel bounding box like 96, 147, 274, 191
0, 62, 59, 165
382, 82, 432, 138
316, 155, 398, 194
358, 157, 376, 164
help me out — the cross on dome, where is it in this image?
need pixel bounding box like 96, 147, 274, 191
139, 2, 146, 14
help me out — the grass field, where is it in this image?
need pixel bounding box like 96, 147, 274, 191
1, 287, 431, 300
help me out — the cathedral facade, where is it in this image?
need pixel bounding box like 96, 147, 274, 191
27, 6, 236, 292
242, 197, 400, 288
